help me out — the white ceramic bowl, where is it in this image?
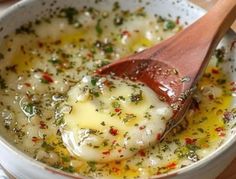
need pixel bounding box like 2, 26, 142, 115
0, 0, 235, 178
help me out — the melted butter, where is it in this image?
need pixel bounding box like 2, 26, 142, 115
62, 76, 172, 162
175, 67, 232, 150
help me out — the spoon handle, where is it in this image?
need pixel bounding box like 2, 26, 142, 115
146, 0, 236, 91
184, 0, 236, 83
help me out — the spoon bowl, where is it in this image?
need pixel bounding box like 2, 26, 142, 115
97, 0, 236, 134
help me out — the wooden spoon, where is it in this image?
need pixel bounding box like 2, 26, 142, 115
97, 0, 236, 135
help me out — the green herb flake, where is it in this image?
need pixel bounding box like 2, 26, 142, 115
91, 77, 99, 86
96, 19, 103, 36
112, 101, 120, 108
0, 53, 4, 60
93, 91, 100, 97
112, 2, 120, 11
103, 140, 109, 146
61, 7, 78, 24
163, 20, 176, 30
214, 47, 225, 65
113, 16, 124, 26
55, 117, 65, 126
129, 147, 137, 152
48, 57, 60, 64
123, 113, 136, 123
197, 128, 204, 133
117, 96, 125, 101
149, 105, 155, 109
104, 45, 113, 53
100, 121, 106, 126
130, 91, 143, 104
87, 161, 97, 172
0, 76, 7, 89
41, 141, 54, 151
157, 16, 165, 23
62, 156, 70, 162
15, 23, 35, 34
144, 112, 151, 120
22, 103, 37, 117
62, 166, 75, 173
216, 79, 226, 85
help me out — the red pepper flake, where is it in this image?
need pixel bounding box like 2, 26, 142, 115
190, 98, 200, 111
139, 125, 146, 130
39, 121, 48, 129
156, 133, 162, 141
176, 17, 180, 24
230, 82, 236, 92
32, 136, 41, 143
86, 52, 93, 58
230, 81, 236, 86
109, 127, 118, 136
231, 87, 236, 92
215, 127, 226, 137
54, 40, 61, 45
215, 127, 224, 132
38, 42, 43, 48
211, 68, 219, 74
102, 150, 110, 155
121, 30, 131, 37
156, 171, 161, 175
185, 138, 197, 145
103, 80, 113, 88
208, 94, 214, 100
112, 167, 120, 173
138, 149, 146, 157
42, 72, 54, 83
230, 40, 236, 51
115, 108, 121, 113
166, 162, 176, 169
219, 133, 226, 137
24, 83, 31, 87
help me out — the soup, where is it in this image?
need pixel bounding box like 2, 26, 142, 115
0, 3, 235, 179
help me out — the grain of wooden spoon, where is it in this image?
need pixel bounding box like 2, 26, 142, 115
97, 0, 236, 135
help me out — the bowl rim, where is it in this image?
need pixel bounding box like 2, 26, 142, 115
0, 0, 235, 178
